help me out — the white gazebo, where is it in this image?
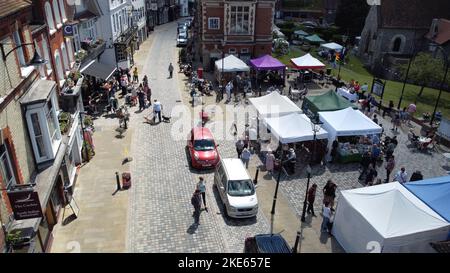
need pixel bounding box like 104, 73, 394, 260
249, 91, 302, 117
290, 53, 326, 70
263, 113, 328, 144
215, 55, 250, 73
320, 42, 344, 52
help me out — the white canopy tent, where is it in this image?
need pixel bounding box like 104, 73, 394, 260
249, 91, 302, 117
320, 42, 344, 52
332, 182, 450, 253
263, 113, 328, 144
215, 55, 250, 73
290, 53, 326, 70
319, 107, 382, 152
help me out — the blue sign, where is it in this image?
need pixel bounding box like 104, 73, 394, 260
63, 24, 74, 37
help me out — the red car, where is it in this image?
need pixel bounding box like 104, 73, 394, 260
187, 127, 220, 169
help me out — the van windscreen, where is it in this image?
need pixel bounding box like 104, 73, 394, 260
227, 180, 255, 197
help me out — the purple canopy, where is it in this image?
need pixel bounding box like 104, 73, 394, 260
249, 55, 286, 71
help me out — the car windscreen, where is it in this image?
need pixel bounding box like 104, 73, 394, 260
227, 180, 255, 197
178, 34, 187, 39
193, 139, 215, 151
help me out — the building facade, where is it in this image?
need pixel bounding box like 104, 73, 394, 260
0, 0, 84, 253
131, 0, 148, 46
358, 0, 450, 77
145, 0, 158, 30
97, 0, 138, 69
179, 0, 189, 17
195, 0, 275, 71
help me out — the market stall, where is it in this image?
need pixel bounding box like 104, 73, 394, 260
290, 53, 326, 70
303, 34, 325, 45
336, 87, 358, 102
319, 42, 344, 53
263, 113, 329, 164
302, 90, 357, 118
249, 91, 302, 118
332, 182, 450, 253
215, 55, 250, 83
319, 107, 382, 163
404, 176, 450, 222
250, 54, 286, 88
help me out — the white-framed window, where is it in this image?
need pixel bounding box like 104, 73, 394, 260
54, 50, 64, 82
61, 42, 69, 71
230, 6, 250, 34
229, 48, 237, 54
241, 48, 249, 54
35, 40, 46, 78
12, 31, 26, 66
41, 34, 52, 74
52, 0, 62, 27
208, 17, 220, 30
0, 144, 17, 188
25, 92, 62, 163
66, 39, 74, 63
59, 0, 67, 22
45, 2, 56, 31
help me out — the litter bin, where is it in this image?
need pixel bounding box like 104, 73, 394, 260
197, 67, 203, 79
122, 172, 131, 189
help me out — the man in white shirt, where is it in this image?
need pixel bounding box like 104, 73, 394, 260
393, 167, 408, 183
225, 82, 232, 102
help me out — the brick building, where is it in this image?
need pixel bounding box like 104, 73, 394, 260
195, 0, 275, 71
0, 0, 82, 253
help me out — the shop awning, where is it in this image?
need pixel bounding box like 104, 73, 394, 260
80, 60, 116, 81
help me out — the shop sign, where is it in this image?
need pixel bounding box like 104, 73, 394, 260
7, 189, 44, 220
63, 24, 75, 37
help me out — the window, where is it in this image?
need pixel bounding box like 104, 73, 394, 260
116, 46, 127, 62
208, 17, 220, 30
59, 0, 67, 22
54, 51, 64, 82
41, 35, 52, 73
66, 39, 74, 63
112, 15, 117, 33
12, 31, 26, 66
52, 0, 62, 26
25, 92, 62, 163
229, 48, 237, 54
392, 37, 402, 52
241, 48, 249, 54
45, 2, 55, 31
30, 113, 48, 158
0, 144, 17, 188
35, 41, 46, 78
230, 6, 250, 34
61, 43, 69, 71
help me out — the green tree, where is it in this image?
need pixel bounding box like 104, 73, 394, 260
397, 53, 447, 101
335, 0, 370, 37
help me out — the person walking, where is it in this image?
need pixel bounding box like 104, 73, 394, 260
285, 148, 297, 175
307, 184, 317, 217
133, 67, 139, 83
265, 151, 275, 175
137, 84, 146, 111
391, 112, 400, 131
322, 180, 337, 210
143, 75, 148, 86
365, 164, 378, 185
191, 190, 202, 224
359, 151, 371, 180
370, 144, 381, 168
240, 147, 251, 169
153, 99, 162, 123
321, 202, 332, 233
385, 156, 395, 183
196, 177, 208, 212
235, 138, 245, 158
225, 81, 232, 103
144, 82, 151, 106
393, 167, 408, 183
168, 63, 174, 78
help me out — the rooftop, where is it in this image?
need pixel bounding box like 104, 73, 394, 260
20, 79, 56, 106
0, 0, 31, 19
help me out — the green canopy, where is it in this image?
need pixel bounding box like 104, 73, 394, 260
302, 90, 358, 117
304, 34, 325, 44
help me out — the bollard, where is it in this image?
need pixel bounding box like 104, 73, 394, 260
115, 172, 121, 191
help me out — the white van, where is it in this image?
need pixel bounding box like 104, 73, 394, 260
214, 158, 258, 218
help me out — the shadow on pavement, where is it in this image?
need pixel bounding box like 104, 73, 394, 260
62, 214, 78, 226
187, 223, 199, 235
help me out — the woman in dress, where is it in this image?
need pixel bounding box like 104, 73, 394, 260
265, 151, 275, 175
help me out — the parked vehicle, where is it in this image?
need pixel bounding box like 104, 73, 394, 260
214, 158, 258, 218
177, 33, 188, 47
177, 24, 188, 34
184, 18, 193, 28
244, 234, 292, 253
186, 127, 220, 169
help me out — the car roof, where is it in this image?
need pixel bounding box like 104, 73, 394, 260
221, 158, 250, 181
254, 234, 292, 253
192, 127, 214, 140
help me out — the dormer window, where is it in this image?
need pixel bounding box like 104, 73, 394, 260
21, 80, 62, 164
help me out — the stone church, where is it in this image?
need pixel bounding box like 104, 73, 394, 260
358, 0, 450, 77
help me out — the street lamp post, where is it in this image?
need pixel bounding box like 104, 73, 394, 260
430, 45, 449, 126
270, 143, 284, 235
293, 164, 311, 253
